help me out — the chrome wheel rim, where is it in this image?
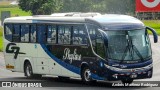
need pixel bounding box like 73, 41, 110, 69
26, 65, 32, 77
84, 69, 91, 81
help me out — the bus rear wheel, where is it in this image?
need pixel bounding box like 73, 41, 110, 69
24, 62, 42, 79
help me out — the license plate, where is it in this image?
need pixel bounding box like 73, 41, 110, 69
130, 74, 137, 78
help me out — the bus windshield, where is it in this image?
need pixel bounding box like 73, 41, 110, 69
105, 29, 151, 62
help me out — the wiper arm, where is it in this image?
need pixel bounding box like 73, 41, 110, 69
121, 35, 144, 63
121, 36, 133, 63
133, 45, 144, 61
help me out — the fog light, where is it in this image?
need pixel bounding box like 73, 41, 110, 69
112, 74, 118, 79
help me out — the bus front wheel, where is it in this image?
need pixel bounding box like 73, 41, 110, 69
81, 67, 92, 83
24, 62, 42, 79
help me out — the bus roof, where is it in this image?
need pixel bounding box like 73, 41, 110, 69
4, 13, 144, 30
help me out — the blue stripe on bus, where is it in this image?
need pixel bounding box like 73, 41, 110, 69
40, 44, 81, 74
40, 44, 105, 80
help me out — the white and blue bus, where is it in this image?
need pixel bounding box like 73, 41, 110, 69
3, 13, 158, 84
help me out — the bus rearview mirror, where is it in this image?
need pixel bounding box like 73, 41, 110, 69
146, 27, 158, 43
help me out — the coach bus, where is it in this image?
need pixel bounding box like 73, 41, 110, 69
3, 13, 158, 84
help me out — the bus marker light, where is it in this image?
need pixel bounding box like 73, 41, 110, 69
6, 64, 14, 69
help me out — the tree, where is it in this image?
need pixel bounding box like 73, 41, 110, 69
19, 0, 63, 15
104, 0, 135, 15
61, 0, 135, 15
61, 0, 106, 13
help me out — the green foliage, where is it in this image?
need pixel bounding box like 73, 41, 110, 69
0, 27, 3, 36
0, 6, 31, 19
143, 20, 160, 35
0, 36, 2, 52
18, 0, 135, 15
0, 27, 3, 52
104, 0, 135, 14
61, 0, 135, 14
19, 0, 63, 15
61, 0, 106, 12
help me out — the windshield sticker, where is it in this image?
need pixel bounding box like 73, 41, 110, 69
63, 48, 81, 63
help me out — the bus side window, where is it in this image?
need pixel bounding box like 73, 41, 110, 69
21, 25, 29, 42
37, 25, 47, 43
30, 25, 37, 43
58, 25, 71, 44
73, 25, 87, 45
47, 25, 56, 44
5, 24, 13, 42
88, 25, 96, 47
13, 24, 20, 42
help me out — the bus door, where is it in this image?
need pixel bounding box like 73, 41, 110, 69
87, 24, 106, 73
46, 25, 62, 76
36, 25, 50, 74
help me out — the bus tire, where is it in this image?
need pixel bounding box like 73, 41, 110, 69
121, 79, 133, 84
81, 67, 92, 83
24, 62, 42, 79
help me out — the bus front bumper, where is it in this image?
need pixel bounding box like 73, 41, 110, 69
104, 67, 153, 81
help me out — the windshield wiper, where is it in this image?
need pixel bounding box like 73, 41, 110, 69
121, 33, 144, 63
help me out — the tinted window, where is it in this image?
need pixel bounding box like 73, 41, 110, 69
5, 24, 13, 41
58, 25, 71, 44
37, 25, 47, 43
72, 25, 87, 45
87, 24, 106, 58
47, 25, 56, 44
30, 25, 37, 43
21, 25, 29, 42
13, 24, 20, 42
88, 25, 97, 47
